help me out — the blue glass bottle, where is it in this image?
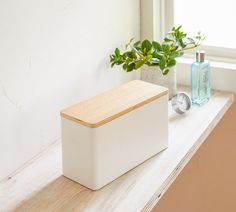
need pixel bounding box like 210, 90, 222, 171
190, 51, 210, 105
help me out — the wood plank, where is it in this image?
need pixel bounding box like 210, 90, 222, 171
60, 80, 168, 128
0, 87, 233, 212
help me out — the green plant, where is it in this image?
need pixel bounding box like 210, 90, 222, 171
110, 26, 205, 75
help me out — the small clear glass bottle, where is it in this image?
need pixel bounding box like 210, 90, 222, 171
190, 51, 210, 105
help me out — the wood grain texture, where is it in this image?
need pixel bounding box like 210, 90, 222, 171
60, 80, 168, 128
0, 87, 233, 212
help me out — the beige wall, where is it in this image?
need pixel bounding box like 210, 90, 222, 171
153, 102, 236, 212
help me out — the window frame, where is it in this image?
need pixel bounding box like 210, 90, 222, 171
140, 0, 236, 93
165, 0, 236, 63
141, 0, 236, 63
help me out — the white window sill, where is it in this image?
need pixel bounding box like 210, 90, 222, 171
0, 86, 233, 211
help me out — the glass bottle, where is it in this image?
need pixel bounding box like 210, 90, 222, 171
190, 51, 210, 105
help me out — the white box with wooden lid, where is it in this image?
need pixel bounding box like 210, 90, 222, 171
60, 80, 169, 190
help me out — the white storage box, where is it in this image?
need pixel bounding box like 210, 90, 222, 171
60, 80, 169, 190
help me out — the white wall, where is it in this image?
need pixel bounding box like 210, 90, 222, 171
0, 0, 140, 181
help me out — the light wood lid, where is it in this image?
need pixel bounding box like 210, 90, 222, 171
60, 80, 168, 128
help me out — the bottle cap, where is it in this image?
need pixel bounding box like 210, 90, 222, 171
196, 50, 205, 62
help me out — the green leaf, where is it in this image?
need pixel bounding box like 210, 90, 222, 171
164, 44, 170, 54
179, 39, 187, 48
123, 63, 128, 70
125, 58, 132, 63
117, 61, 124, 65
170, 51, 184, 58
162, 68, 170, 75
159, 56, 166, 70
125, 51, 134, 59
187, 37, 195, 44
152, 41, 162, 51
176, 25, 182, 31
133, 41, 141, 48
152, 52, 158, 58
129, 37, 135, 43
125, 38, 135, 49
146, 54, 152, 60
131, 50, 137, 59
111, 62, 116, 68
170, 46, 178, 52
164, 37, 173, 42
156, 53, 163, 60
167, 59, 176, 68
147, 50, 152, 55
162, 44, 166, 51
135, 60, 145, 69
127, 63, 135, 72
115, 48, 120, 57
142, 39, 152, 52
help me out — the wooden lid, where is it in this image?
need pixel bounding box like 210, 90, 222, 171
60, 80, 168, 128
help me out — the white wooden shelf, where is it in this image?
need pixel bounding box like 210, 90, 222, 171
0, 87, 234, 212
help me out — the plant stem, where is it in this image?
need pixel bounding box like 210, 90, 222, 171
176, 44, 199, 53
